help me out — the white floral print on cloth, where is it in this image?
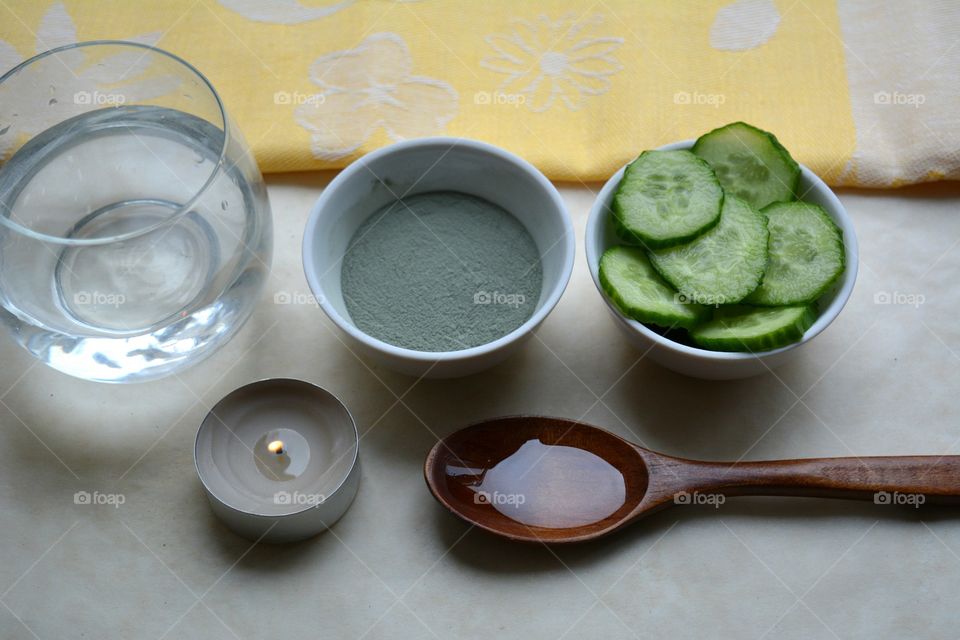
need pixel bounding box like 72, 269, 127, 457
293, 32, 458, 160
0, 2, 174, 159
217, 0, 355, 25
217, 0, 422, 24
480, 14, 624, 112
710, 0, 781, 51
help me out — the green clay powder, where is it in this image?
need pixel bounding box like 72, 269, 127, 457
341, 191, 543, 352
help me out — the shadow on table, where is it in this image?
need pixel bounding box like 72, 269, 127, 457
431, 495, 960, 575
196, 509, 348, 573
350, 328, 827, 471
834, 181, 960, 201
599, 355, 790, 460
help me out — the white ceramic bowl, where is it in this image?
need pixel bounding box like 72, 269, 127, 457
303, 137, 575, 378
585, 140, 859, 380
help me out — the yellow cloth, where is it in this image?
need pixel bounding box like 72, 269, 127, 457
0, 1, 956, 186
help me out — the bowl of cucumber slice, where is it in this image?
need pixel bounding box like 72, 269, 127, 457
585, 122, 858, 380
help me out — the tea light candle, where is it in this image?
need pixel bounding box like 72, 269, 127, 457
194, 379, 360, 543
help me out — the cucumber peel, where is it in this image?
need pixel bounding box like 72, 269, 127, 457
599, 246, 709, 330
693, 122, 800, 210
648, 195, 769, 306
612, 150, 723, 249
746, 202, 845, 306
690, 304, 817, 352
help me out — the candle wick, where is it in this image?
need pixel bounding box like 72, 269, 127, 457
267, 439, 285, 455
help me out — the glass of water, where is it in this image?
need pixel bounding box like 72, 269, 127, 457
0, 41, 272, 382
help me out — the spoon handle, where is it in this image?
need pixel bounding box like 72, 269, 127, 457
663, 455, 960, 505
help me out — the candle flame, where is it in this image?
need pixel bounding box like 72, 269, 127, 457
267, 439, 285, 455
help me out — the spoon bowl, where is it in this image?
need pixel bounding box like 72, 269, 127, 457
425, 417, 649, 543
425, 416, 960, 543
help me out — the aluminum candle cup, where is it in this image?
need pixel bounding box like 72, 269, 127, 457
194, 379, 360, 543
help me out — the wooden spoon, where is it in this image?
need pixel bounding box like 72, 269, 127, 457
424, 416, 960, 543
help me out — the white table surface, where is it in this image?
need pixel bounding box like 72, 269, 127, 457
1, 175, 958, 639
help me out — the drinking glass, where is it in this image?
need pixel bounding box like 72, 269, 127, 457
0, 41, 272, 382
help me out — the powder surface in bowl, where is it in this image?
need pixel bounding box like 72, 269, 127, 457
340, 191, 543, 352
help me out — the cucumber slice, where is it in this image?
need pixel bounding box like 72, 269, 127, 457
648, 196, 768, 306
612, 150, 723, 248
691, 304, 817, 352
692, 122, 800, 210
599, 246, 709, 330
745, 202, 845, 306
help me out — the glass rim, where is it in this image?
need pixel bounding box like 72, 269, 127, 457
0, 40, 230, 246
